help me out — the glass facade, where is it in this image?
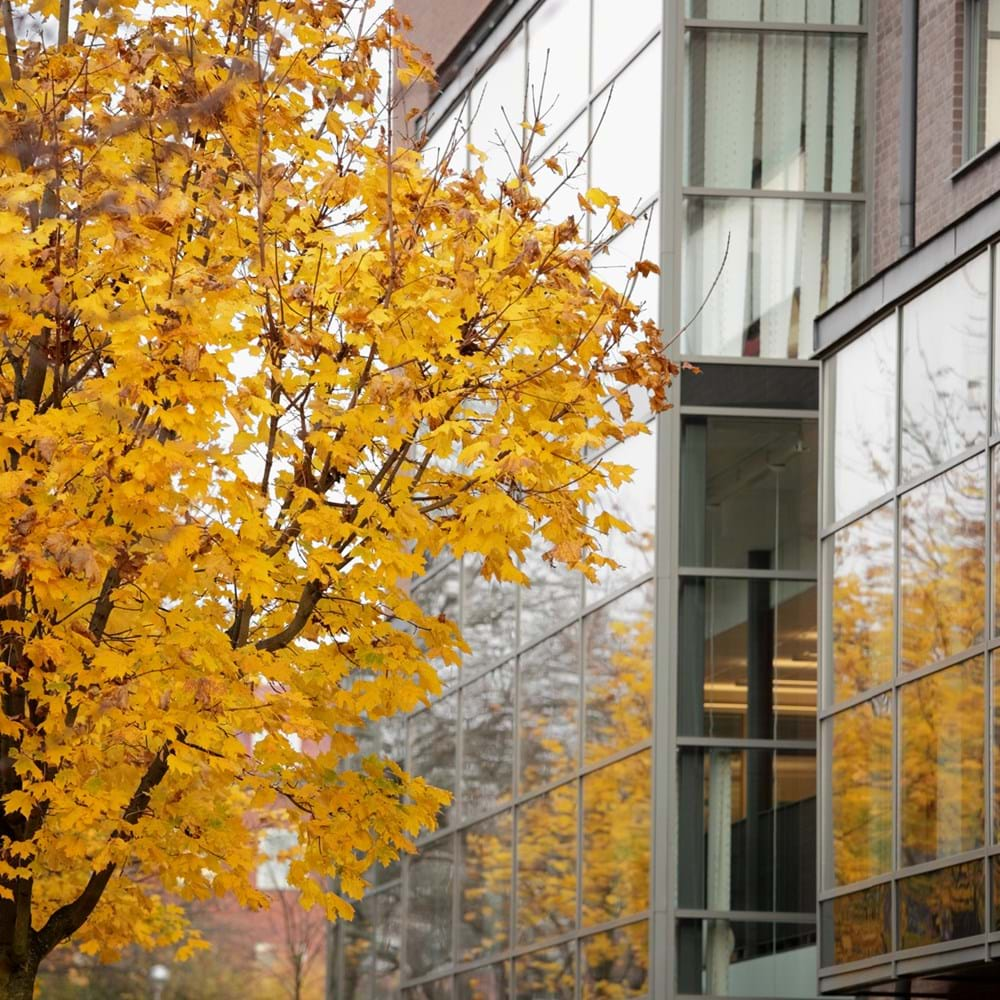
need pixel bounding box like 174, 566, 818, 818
681, 9, 866, 359
819, 243, 1000, 985
333, 1, 866, 998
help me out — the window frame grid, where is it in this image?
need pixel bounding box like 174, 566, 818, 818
818, 241, 1000, 980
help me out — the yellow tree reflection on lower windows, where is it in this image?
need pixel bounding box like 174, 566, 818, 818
516, 783, 578, 944
831, 504, 894, 704
900, 455, 985, 672
460, 813, 512, 962
583, 584, 654, 764
831, 696, 892, 885
582, 752, 651, 925
582, 921, 649, 1000
900, 657, 985, 867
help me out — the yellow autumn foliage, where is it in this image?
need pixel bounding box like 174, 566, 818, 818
0, 1, 674, 993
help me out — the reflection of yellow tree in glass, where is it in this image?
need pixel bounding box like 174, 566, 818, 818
516, 784, 578, 945
582, 753, 650, 925
584, 585, 653, 764
900, 456, 985, 672
831, 697, 892, 885
900, 658, 984, 867
831, 505, 894, 704
461, 814, 512, 962
582, 921, 649, 1000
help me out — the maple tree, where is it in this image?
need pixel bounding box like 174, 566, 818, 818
0, 0, 674, 995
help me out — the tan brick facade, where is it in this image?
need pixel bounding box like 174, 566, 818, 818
872, 0, 1000, 272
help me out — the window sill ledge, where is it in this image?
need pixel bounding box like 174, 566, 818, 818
951, 139, 1000, 182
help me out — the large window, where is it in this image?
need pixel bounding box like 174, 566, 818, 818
681, 10, 866, 359
965, 0, 1000, 161
333, 424, 656, 998
820, 245, 1000, 985
677, 400, 819, 997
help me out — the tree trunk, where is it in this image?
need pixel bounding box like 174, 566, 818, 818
0, 962, 39, 1000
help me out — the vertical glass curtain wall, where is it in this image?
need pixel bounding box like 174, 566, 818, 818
818, 243, 1000, 986
680, 1, 867, 359
675, 397, 820, 998
330, 3, 663, 995
333, 446, 657, 999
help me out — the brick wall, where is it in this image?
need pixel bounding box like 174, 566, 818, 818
872, 0, 1000, 273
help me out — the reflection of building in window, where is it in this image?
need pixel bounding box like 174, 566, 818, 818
257, 827, 297, 892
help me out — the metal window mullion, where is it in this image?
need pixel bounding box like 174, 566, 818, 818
679, 354, 821, 368
820, 489, 896, 541
987, 241, 997, 946
679, 405, 820, 418
676, 566, 816, 581
675, 736, 816, 751
453, 689, 463, 976
682, 185, 865, 202
891, 301, 903, 966
683, 17, 867, 34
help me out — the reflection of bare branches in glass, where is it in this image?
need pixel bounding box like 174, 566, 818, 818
831, 505, 894, 702
900, 455, 985, 672
899, 254, 990, 483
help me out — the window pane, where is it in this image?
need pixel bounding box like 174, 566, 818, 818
685, 30, 864, 192
456, 963, 510, 1000
515, 942, 576, 999
587, 427, 657, 601
519, 624, 580, 792
582, 752, 651, 925
830, 503, 894, 704
583, 582, 653, 764
462, 557, 517, 674
516, 783, 578, 944
410, 694, 457, 828
829, 696, 892, 885
900, 253, 989, 482
994, 653, 1000, 843
407, 838, 454, 979
677, 920, 817, 996
590, 41, 661, 211
900, 454, 985, 672
680, 415, 818, 572
682, 197, 863, 359
900, 657, 985, 866
592, 0, 660, 85
819, 884, 891, 967
461, 662, 514, 820
677, 749, 815, 912
992, 856, 1000, 930
687, 0, 865, 23
527, 0, 589, 137
994, 449, 1000, 638
343, 894, 375, 1000
678, 578, 817, 741
460, 811, 512, 962
470, 30, 525, 183
968, 0, 1000, 158
413, 562, 461, 688
520, 535, 581, 649
898, 861, 985, 950
405, 979, 453, 1000
375, 888, 402, 996
533, 114, 588, 226
829, 316, 897, 520
582, 921, 648, 999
